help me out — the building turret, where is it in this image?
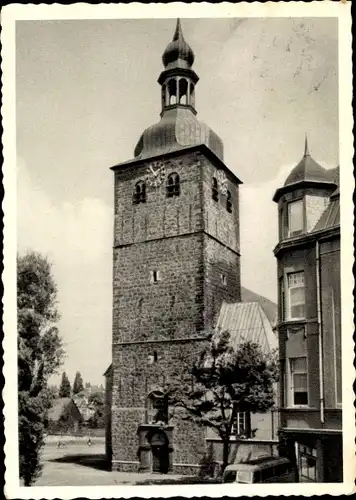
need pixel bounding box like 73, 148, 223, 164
273, 137, 338, 241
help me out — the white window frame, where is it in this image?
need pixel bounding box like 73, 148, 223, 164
287, 199, 304, 237
287, 271, 306, 320
288, 357, 308, 407
232, 411, 248, 436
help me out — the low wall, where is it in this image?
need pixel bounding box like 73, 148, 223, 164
45, 434, 105, 444
206, 438, 278, 465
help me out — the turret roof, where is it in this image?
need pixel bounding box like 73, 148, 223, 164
162, 18, 195, 69
273, 137, 338, 202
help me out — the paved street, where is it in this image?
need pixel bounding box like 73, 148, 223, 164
35, 442, 203, 486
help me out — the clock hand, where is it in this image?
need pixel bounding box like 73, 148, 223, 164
149, 166, 156, 176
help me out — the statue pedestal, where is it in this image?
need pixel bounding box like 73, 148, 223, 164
137, 424, 174, 473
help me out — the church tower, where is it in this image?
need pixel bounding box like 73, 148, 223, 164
109, 19, 242, 474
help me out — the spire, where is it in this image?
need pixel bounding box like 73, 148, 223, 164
162, 19, 195, 68
173, 18, 184, 42
159, 19, 199, 115
304, 134, 310, 156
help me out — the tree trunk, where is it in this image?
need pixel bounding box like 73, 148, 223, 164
222, 437, 230, 473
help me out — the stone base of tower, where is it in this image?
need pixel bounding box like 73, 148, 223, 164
110, 407, 207, 475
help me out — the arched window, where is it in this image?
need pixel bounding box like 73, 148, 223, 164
161, 84, 166, 109
166, 173, 180, 197
178, 78, 188, 105
212, 177, 219, 202
167, 79, 177, 106
190, 83, 195, 108
226, 190, 232, 213
133, 180, 146, 205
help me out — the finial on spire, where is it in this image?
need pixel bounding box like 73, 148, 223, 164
162, 18, 195, 68
304, 134, 310, 156
173, 18, 184, 41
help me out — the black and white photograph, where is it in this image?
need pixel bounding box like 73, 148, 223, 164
2, 2, 354, 497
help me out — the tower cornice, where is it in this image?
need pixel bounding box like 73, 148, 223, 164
111, 143, 243, 186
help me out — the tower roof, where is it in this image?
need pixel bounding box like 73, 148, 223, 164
134, 107, 224, 160
134, 19, 224, 161
162, 18, 195, 69
313, 187, 340, 232
273, 137, 338, 202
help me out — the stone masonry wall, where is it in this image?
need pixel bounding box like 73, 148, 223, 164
111, 148, 241, 472
111, 340, 207, 469
113, 234, 204, 344
114, 151, 203, 248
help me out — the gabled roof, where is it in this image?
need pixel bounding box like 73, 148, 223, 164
48, 397, 74, 421
215, 301, 278, 355
313, 187, 340, 232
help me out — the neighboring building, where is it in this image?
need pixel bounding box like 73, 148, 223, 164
107, 19, 242, 474
206, 301, 280, 464
47, 397, 83, 434
73, 394, 96, 423
273, 139, 341, 482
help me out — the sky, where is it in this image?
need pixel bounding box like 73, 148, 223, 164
16, 17, 339, 386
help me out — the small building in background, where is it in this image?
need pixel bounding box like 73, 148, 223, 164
273, 139, 341, 482
47, 397, 83, 435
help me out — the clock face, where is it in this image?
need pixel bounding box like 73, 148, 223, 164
217, 170, 228, 195
146, 161, 166, 188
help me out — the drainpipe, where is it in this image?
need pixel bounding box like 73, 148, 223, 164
316, 240, 325, 423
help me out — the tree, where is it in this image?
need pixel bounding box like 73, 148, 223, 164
72, 371, 84, 395
18, 251, 64, 485
88, 392, 105, 428
167, 329, 279, 472
59, 372, 71, 398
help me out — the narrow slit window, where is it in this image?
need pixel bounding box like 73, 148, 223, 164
150, 270, 161, 283
226, 190, 232, 213
212, 177, 219, 201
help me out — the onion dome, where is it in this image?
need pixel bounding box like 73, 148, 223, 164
162, 18, 195, 69
134, 107, 224, 160
133, 19, 224, 161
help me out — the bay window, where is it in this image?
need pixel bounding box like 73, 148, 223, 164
288, 357, 308, 406
288, 199, 304, 237
287, 271, 305, 319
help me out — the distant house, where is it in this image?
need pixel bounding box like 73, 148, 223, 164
47, 397, 83, 434
72, 394, 96, 424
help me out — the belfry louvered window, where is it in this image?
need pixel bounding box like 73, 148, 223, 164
133, 181, 146, 204
212, 177, 219, 201
166, 173, 180, 197
226, 190, 232, 213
